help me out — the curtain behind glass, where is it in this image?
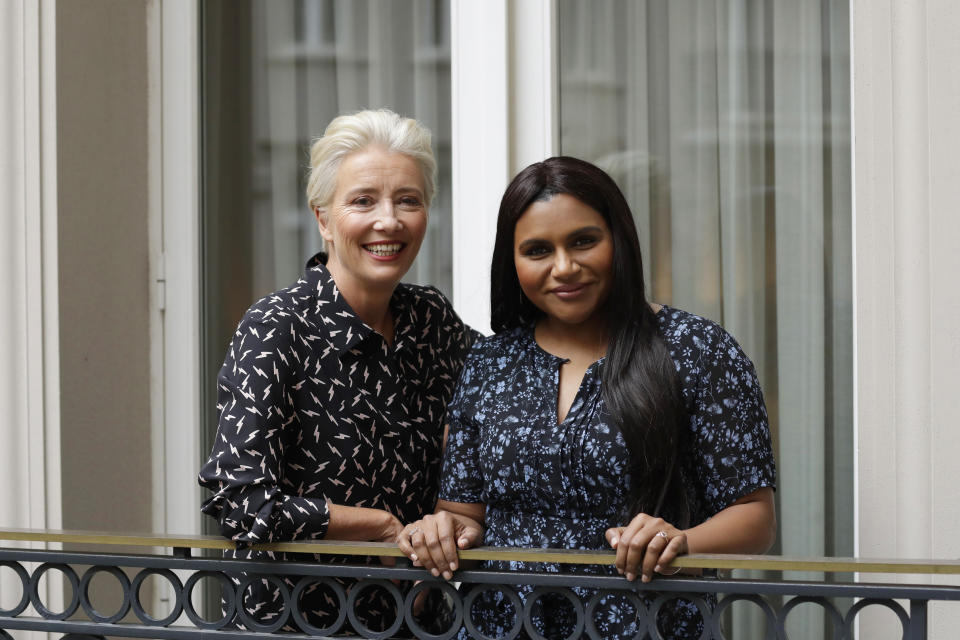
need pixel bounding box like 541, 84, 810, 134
559, 2, 851, 637
200, 0, 452, 522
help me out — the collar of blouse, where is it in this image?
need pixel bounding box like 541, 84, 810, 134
301, 252, 420, 358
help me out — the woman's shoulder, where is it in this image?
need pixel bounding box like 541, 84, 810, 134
219, 278, 321, 379
394, 282, 458, 318
392, 282, 481, 349
655, 304, 759, 384
470, 326, 529, 353
448, 327, 532, 408
237, 276, 316, 332
453, 326, 530, 372
656, 304, 738, 353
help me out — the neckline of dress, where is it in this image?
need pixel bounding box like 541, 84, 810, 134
521, 326, 605, 369
522, 303, 670, 365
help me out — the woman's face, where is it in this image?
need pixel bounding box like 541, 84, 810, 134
513, 193, 614, 329
317, 146, 428, 296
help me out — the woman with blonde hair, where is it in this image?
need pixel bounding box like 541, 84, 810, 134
200, 109, 475, 634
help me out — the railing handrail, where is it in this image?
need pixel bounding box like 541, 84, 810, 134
3, 527, 960, 577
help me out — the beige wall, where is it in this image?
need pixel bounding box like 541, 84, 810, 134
56, 0, 153, 535
854, 0, 960, 636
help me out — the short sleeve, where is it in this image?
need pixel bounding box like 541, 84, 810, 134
687, 327, 776, 516
438, 348, 486, 504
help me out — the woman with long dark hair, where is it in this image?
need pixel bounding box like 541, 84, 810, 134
399, 156, 776, 638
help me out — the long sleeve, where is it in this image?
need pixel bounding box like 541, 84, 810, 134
198, 312, 330, 544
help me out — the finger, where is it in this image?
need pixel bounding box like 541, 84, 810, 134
436, 516, 460, 576
614, 525, 638, 574
654, 536, 685, 575
641, 531, 670, 582
421, 521, 454, 580
616, 526, 641, 576
397, 529, 417, 561
410, 528, 440, 574
605, 527, 624, 549
623, 527, 657, 581
406, 525, 429, 565
614, 515, 648, 577
457, 522, 483, 549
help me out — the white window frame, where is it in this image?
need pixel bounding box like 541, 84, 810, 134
152, 0, 203, 538
451, 0, 558, 334
1, 0, 63, 627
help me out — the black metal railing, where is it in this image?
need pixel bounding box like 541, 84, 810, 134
1, 529, 959, 639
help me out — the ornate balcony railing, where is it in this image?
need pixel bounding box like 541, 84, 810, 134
1, 529, 959, 639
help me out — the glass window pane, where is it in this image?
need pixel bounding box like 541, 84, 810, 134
200, 0, 452, 483
559, 1, 852, 635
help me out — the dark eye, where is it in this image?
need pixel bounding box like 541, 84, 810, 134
572, 235, 599, 248
520, 244, 551, 258
352, 195, 374, 207
398, 195, 423, 208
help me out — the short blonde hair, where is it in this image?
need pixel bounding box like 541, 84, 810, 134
306, 109, 437, 211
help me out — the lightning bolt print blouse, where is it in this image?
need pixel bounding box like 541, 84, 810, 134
198, 253, 476, 548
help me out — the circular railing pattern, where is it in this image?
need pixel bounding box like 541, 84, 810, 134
79, 565, 130, 623
129, 567, 183, 626
0, 558, 940, 639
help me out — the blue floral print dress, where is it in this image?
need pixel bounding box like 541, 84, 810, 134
439, 305, 777, 639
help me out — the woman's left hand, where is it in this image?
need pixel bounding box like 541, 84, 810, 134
397, 510, 483, 580
605, 514, 688, 582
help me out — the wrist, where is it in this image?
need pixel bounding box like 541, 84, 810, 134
327, 502, 398, 541
380, 509, 401, 537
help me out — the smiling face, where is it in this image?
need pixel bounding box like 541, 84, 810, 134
316, 146, 428, 298
513, 193, 615, 330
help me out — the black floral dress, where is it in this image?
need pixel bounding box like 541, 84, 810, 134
439, 305, 777, 639
198, 253, 475, 633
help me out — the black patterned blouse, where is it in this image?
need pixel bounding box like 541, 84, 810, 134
198, 252, 475, 630
440, 305, 776, 639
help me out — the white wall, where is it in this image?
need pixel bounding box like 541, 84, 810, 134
0, 0, 61, 535
0, 0, 62, 631
853, 0, 960, 636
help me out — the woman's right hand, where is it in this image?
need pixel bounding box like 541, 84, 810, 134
397, 510, 484, 580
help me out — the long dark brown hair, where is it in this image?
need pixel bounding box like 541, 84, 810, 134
490, 156, 689, 523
